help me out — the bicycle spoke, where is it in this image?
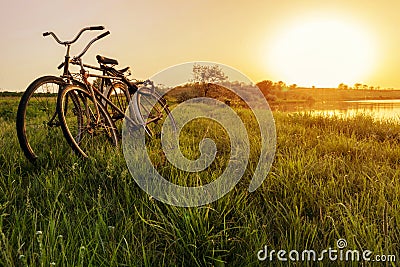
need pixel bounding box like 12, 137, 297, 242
134, 89, 176, 138
58, 85, 118, 158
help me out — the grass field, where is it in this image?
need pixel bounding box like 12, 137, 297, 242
1, 96, 399, 266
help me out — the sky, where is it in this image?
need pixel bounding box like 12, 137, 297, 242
1, 0, 400, 91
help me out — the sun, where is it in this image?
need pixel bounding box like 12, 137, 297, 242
265, 18, 377, 87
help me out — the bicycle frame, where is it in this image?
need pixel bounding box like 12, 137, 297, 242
73, 59, 139, 126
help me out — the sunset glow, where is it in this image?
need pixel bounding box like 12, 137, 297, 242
265, 17, 378, 88
1, 1, 400, 90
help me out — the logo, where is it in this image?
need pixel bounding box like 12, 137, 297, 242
257, 238, 396, 263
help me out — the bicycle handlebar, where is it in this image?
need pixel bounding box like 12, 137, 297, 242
74, 31, 110, 60
96, 31, 110, 40
43, 26, 105, 45
56, 30, 111, 69
89, 26, 104, 31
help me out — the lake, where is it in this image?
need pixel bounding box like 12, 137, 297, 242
273, 99, 400, 121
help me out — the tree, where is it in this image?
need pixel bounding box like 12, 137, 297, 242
354, 83, 362, 90
338, 83, 349, 90
256, 80, 275, 95
191, 63, 228, 97
275, 81, 287, 91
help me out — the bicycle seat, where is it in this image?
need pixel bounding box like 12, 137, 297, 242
96, 55, 118, 65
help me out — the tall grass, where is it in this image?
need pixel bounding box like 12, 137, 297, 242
0, 98, 399, 266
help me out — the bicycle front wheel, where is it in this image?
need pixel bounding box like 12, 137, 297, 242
16, 75, 66, 163
57, 85, 118, 158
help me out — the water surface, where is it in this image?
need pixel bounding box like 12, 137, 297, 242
274, 99, 400, 121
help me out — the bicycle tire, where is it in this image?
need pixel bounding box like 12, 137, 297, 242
104, 82, 130, 134
57, 84, 118, 158
16, 75, 66, 163
133, 87, 176, 137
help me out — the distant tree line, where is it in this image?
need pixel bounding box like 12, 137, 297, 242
338, 83, 382, 90
256, 79, 395, 102
0, 91, 23, 97
256, 80, 300, 102
182, 63, 396, 104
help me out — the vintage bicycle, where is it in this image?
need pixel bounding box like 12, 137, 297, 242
16, 26, 175, 162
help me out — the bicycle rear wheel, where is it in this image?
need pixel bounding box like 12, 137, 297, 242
134, 87, 176, 137
104, 82, 130, 134
57, 84, 118, 158
16, 76, 66, 163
